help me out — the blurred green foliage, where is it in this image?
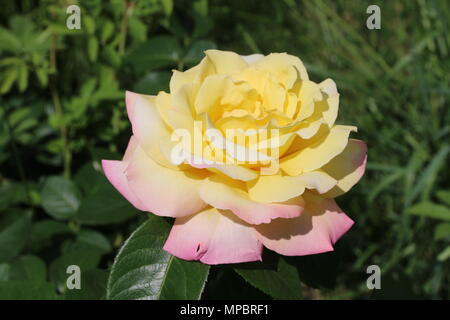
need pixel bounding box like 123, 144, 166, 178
0, 0, 449, 299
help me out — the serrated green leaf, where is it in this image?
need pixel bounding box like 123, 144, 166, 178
41, 176, 81, 220
407, 202, 450, 221
107, 216, 209, 300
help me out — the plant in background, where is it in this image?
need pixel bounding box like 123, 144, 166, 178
408, 187, 450, 262
0, 0, 449, 300
0, 16, 51, 94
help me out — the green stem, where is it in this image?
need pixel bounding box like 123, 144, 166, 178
50, 30, 71, 178
50, 82, 71, 178
119, 2, 133, 56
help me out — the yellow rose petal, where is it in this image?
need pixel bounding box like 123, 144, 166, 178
280, 125, 357, 175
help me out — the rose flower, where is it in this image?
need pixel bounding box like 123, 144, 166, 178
102, 50, 367, 264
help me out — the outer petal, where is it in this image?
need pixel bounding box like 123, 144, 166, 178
102, 160, 147, 211
129, 92, 177, 169
122, 135, 139, 163
125, 91, 138, 122
321, 139, 367, 198
126, 145, 206, 217
280, 125, 357, 175
163, 207, 263, 265
318, 78, 339, 127
254, 192, 354, 256
130, 93, 167, 143
247, 171, 337, 203
102, 136, 146, 211
199, 175, 304, 225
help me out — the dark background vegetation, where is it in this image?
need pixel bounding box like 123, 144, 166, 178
0, 0, 449, 299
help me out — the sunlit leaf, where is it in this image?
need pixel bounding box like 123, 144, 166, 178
107, 215, 209, 300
